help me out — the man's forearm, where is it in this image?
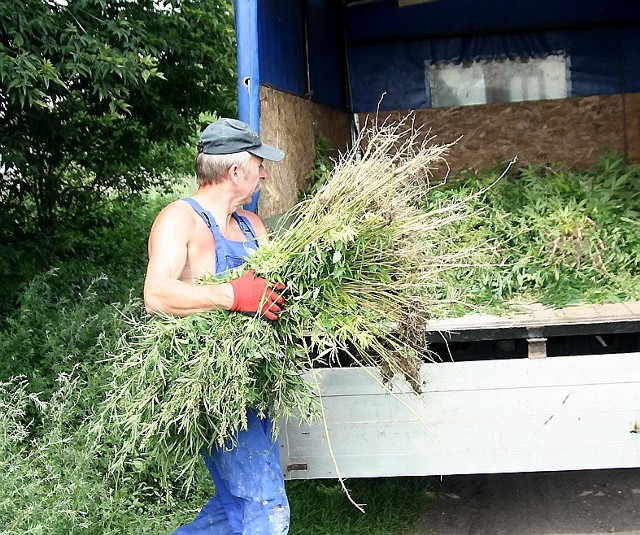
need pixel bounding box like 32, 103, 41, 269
144, 278, 234, 316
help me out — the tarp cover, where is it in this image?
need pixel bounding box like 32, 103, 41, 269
257, 0, 346, 109
346, 0, 640, 112
254, 0, 640, 113
349, 24, 640, 112
345, 0, 637, 42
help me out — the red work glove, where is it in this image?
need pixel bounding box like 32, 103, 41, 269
229, 270, 286, 321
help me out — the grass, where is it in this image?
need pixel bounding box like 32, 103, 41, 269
288, 477, 436, 535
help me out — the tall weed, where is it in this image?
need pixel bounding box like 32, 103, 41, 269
0, 273, 128, 398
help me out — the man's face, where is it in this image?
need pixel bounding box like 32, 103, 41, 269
238, 155, 268, 203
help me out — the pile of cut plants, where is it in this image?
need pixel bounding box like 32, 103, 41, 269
425, 154, 640, 313
92, 117, 485, 489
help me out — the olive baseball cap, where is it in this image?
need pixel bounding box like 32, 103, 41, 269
197, 118, 285, 162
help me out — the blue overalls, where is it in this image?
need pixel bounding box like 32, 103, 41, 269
174, 198, 290, 535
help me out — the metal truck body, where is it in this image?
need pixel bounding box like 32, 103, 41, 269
232, 0, 640, 479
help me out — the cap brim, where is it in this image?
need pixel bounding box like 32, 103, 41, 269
249, 143, 285, 162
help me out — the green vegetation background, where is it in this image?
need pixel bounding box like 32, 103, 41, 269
0, 171, 436, 534
1, 2, 638, 532
2, 152, 638, 533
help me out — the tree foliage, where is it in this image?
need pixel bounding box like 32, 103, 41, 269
0, 0, 237, 236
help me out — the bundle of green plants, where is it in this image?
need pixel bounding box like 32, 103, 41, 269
425, 154, 640, 309
93, 117, 481, 489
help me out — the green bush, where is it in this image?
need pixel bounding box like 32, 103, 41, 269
0, 374, 211, 535
0, 174, 189, 319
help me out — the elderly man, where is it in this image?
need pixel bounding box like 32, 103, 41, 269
144, 118, 289, 534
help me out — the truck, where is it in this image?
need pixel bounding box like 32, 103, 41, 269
231, 0, 640, 480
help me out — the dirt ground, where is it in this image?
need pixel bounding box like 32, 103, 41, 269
420, 468, 640, 534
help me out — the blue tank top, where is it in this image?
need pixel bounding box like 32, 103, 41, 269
182, 197, 259, 276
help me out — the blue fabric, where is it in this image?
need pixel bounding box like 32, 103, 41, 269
174, 199, 289, 535
250, 0, 640, 113
344, 0, 638, 42
173, 411, 289, 535
256, 0, 347, 109
347, 23, 640, 112
181, 198, 259, 272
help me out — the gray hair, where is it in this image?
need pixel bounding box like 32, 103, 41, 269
195, 151, 252, 186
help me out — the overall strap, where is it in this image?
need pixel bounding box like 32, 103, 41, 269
182, 197, 259, 275
232, 212, 258, 240
182, 197, 223, 240
182, 198, 258, 241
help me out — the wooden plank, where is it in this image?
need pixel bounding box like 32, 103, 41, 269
287, 385, 639, 430
428, 301, 640, 328
426, 301, 640, 342
280, 353, 640, 479
282, 442, 640, 480
624, 301, 640, 315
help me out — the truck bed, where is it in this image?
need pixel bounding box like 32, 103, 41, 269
280, 302, 640, 479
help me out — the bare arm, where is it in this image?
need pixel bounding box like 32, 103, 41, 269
143, 203, 234, 316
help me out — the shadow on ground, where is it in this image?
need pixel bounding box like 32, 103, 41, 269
420, 468, 640, 535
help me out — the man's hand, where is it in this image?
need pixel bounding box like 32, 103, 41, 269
229, 270, 286, 321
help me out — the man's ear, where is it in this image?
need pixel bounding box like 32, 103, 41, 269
227, 164, 239, 182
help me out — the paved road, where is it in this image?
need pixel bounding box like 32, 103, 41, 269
419, 468, 640, 534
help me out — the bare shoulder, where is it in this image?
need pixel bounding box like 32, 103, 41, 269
158, 198, 194, 219
236, 207, 268, 237
151, 199, 196, 232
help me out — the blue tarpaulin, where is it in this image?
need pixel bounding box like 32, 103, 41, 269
239, 0, 640, 113
345, 0, 640, 111
349, 25, 640, 111
345, 0, 638, 42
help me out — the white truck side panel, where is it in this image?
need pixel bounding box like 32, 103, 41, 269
280, 352, 640, 479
